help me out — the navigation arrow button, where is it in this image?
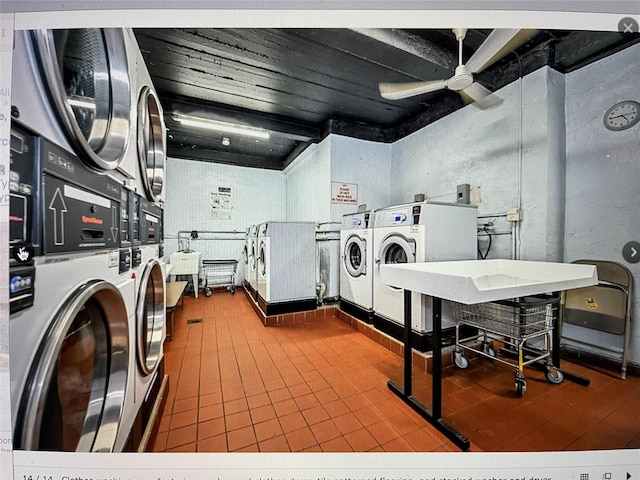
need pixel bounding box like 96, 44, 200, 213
623, 241, 640, 263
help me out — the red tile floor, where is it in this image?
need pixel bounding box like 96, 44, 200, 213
149, 290, 640, 453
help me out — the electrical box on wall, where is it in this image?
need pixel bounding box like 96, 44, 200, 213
457, 184, 470, 204
470, 186, 481, 205
507, 208, 522, 222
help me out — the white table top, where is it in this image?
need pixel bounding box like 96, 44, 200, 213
380, 259, 598, 305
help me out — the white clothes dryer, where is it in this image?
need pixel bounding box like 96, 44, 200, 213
339, 211, 375, 323
10, 251, 135, 452
134, 245, 166, 402
372, 201, 478, 351
11, 28, 134, 173
126, 29, 166, 205
256, 221, 317, 316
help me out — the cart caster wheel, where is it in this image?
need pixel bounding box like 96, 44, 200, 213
515, 376, 527, 397
545, 367, 564, 384
205, 289, 212, 297
483, 343, 496, 357
454, 351, 469, 369
231, 287, 236, 294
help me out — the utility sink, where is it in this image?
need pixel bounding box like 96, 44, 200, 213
380, 259, 598, 304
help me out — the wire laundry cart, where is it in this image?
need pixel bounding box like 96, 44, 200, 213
451, 295, 563, 396
202, 259, 238, 296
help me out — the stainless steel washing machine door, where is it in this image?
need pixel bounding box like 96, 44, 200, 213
378, 234, 416, 290
258, 241, 267, 278
137, 86, 166, 203
136, 259, 165, 375
344, 234, 367, 278
15, 280, 129, 452
32, 28, 131, 171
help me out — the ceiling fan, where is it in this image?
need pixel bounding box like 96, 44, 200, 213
379, 28, 535, 108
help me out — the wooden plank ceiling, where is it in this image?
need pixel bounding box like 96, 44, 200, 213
134, 28, 639, 170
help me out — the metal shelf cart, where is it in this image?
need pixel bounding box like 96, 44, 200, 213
452, 295, 564, 396
202, 259, 238, 296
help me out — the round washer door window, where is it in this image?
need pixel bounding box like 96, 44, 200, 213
137, 86, 166, 203
137, 259, 165, 375
33, 28, 131, 171
378, 234, 416, 291
259, 242, 267, 277
344, 235, 366, 278
15, 280, 129, 452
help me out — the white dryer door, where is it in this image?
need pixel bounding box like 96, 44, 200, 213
137, 86, 166, 203
15, 280, 128, 452
136, 259, 165, 375
33, 29, 132, 171
344, 234, 367, 278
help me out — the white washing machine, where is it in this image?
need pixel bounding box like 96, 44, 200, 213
339, 211, 375, 322
372, 201, 478, 350
256, 221, 317, 316
247, 224, 260, 297
10, 251, 134, 452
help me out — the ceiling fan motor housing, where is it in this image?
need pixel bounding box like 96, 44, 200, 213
447, 65, 473, 91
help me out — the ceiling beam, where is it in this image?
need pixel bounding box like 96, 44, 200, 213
349, 28, 457, 69
167, 144, 283, 170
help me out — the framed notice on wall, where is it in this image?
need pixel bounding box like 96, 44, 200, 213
331, 182, 358, 204
211, 187, 232, 219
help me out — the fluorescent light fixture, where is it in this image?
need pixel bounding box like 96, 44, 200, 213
172, 115, 270, 140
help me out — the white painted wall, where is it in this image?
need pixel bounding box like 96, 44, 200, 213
330, 135, 392, 222
390, 67, 566, 262
285, 139, 332, 223
164, 157, 286, 281
563, 43, 640, 365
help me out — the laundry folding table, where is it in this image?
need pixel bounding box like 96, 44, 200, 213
379, 259, 598, 450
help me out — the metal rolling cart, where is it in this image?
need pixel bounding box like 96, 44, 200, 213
202, 259, 238, 296
451, 295, 564, 396
175, 229, 245, 296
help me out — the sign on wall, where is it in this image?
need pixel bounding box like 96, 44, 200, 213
211, 187, 232, 219
331, 182, 358, 204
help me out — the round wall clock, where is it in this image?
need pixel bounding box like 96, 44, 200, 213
603, 100, 640, 131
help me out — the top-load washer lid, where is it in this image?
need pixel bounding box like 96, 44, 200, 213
32, 28, 131, 172
137, 86, 166, 203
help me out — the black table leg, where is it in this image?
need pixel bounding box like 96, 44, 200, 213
387, 290, 470, 451
552, 293, 590, 386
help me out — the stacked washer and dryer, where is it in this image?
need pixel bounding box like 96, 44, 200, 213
8, 27, 166, 453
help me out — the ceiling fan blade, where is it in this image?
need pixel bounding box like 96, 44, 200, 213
462, 82, 503, 108
466, 29, 537, 74
379, 79, 447, 100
